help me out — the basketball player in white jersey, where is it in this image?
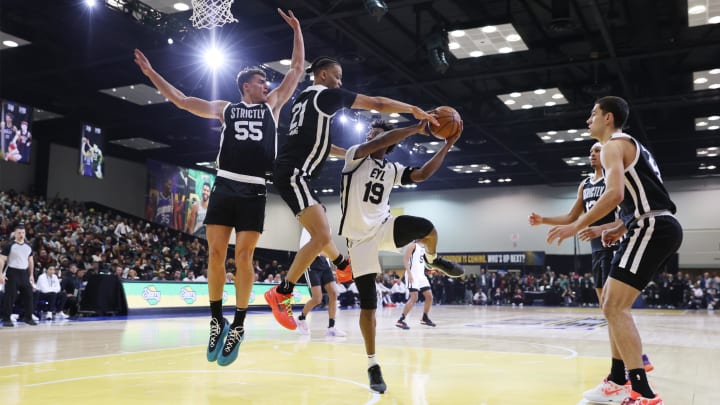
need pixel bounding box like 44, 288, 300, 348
338, 119, 464, 394
547, 96, 682, 405
396, 242, 436, 329
265, 56, 440, 332
134, 8, 306, 367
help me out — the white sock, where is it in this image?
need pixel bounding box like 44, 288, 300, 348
368, 354, 379, 368
425, 252, 437, 263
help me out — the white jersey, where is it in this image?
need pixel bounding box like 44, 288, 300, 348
406, 244, 430, 290
339, 145, 408, 241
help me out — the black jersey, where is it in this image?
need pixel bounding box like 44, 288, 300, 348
582, 176, 617, 252
217, 101, 277, 182
609, 133, 677, 226
275, 85, 358, 177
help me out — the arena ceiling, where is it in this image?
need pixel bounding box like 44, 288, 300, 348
1, 0, 719, 194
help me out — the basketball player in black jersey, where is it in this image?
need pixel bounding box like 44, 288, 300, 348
547, 97, 682, 405
134, 8, 305, 367
265, 56, 439, 331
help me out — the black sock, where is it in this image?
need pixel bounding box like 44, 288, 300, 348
299, 313, 306, 321
422, 313, 430, 320
210, 300, 223, 321
609, 358, 627, 385
627, 368, 654, 398
329, 318, 335, 328
333, 254, 349, 270
230, 307, 247, 329
277, 280, 295, 294
398, 314, 405, 322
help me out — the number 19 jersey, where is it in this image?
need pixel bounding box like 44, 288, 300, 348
218, 101, 277, 181
339, 145, 408, 241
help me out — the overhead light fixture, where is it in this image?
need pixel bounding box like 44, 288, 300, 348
563, 156, 591, 167
364, 0, 388, 21
695, 115, 720, 131
536, 128, 591, 143
497, 88, 568, 110
696, 146, 718, 157
687, 0, 720, 26
447, 23, 528, 59
693, 68, 720, 90
425, 30, 450, 74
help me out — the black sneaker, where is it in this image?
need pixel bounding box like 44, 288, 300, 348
23, 318, 38, 326
217, 325, 245, 367
420, 317, 436, 327
424, 255, 464, 278
367, 365, 387, 394
395, 320, 410, 330
2, 319, 13, 327
206, 317, 229, 362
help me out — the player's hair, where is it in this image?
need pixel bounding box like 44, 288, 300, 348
596, 96, 629, 129
236, 68, 267, 96
202, 181, 211, 189
305, 56, 340, 74
370, 120, 398, 153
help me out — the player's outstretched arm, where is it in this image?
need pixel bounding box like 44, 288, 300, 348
267, 9, 305, 117
133, 49, 227, 120
409, 121, 462, 183
531, 182, 585, 227
351, 95, 439, 126
353, 120, 427, 159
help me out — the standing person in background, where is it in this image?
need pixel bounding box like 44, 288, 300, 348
396, 241, 436, 330
134, 8, 305, 367
1, 222, 37, 327
296, 228, 346, 337
547, 96, 682, 405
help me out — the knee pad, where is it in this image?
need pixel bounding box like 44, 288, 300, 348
354, 274, 378, 310
393, 215, 434, 247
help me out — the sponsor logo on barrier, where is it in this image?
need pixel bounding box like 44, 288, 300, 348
180, 286, 197, 304
142, 286, 161, 305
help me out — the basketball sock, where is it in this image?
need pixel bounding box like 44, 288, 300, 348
398, 314, 405, 322
230, 308, 247, 329
333, 254, 349, 270
424, 253, 437, 263
367, 354, 379, 368
609, 358, 627, 385
627, 368, 654, 398
210, 300, 223, 321
422, 313, 430, 320
298, 313, 306, 321
328, 318, 335, 328
277, 280, 295, 294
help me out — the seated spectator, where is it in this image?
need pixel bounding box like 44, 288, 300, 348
390, 279, 408, 304
473, 290, 487, 305
182, 271, 195, 282
36, 266, 68, 320
511, 288, 525, 307
376, 275, 394, 307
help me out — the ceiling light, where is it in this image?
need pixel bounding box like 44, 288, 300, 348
364, 0, 388, 21
2, 40, 18, 47
710, 16, 720, 24
173, 2, 190, 11
481, 26, 497, 33
498, 47, 513, 53
449, 42, 460, 50
279, 59, 291, 66
469, 50, 483, 57
447, 23, 528, 59
506, 34, 521, 42
498, 88, 569, 110
450, 30, 465, 37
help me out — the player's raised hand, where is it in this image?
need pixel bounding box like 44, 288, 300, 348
546, 224, 577, 246
278, 8, 300, 30
528, 212, 542, 226
133, 49, 153, 75
411, 106, 440, 126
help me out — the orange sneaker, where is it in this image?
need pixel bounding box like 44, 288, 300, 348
582, 378, 631, 403
264, 287, 297, 330
642, 354, 654, 373
336, 259, 353, 283
620, 391, 663, 405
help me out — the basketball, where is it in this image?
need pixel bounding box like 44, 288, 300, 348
429, 106, 462, 140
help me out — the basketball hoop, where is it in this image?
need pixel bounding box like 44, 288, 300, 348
190, 0, 238, 30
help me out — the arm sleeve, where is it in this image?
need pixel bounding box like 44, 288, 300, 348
316, 88, 358, 115
399, 165, 417, 185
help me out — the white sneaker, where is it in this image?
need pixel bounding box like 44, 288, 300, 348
326, 327, 347, 337
45, 312, 53, 321
54, 312, 68, 320
10, 314, 19, 322
297, 319, 310, 335
583, 378, 631, 403
31, 314, 39, 322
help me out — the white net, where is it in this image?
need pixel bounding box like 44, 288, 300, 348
190, 0, 238, 30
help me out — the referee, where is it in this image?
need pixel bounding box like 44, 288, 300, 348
1, 221, 37, 327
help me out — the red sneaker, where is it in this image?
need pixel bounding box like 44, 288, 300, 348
620, 390, 663, 405
264, 287, 297, 330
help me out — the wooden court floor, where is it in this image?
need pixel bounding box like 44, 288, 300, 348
0, 305, 717, 405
